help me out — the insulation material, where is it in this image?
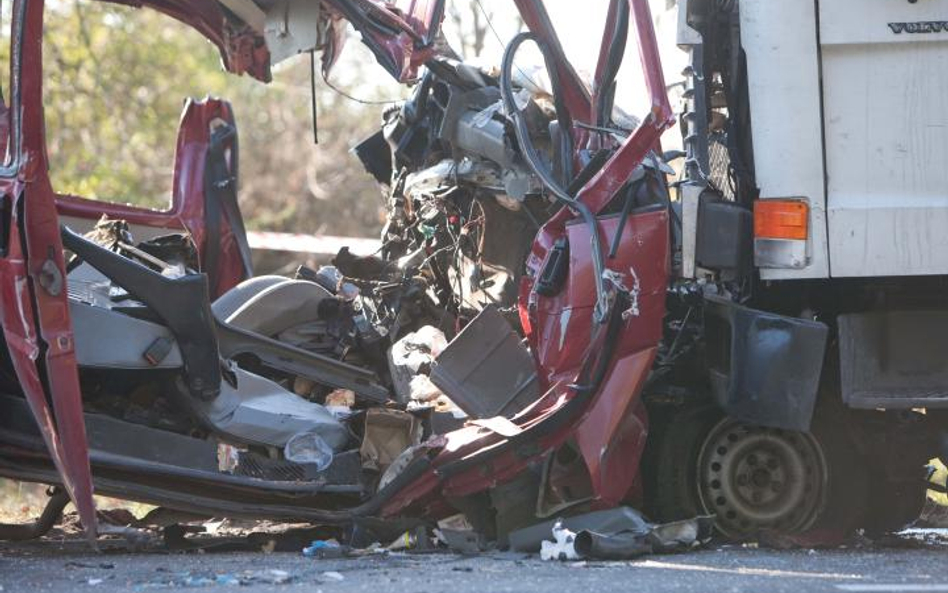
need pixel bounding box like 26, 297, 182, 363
387, 326, 448, 403
359, 408, 422, 473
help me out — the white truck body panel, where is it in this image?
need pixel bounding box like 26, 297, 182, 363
820, 0, 948, 277
739, 0, 829, 280
739, 0, 948, 279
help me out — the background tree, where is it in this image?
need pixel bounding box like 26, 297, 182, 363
444, 0, 521, 60
41, 0, 405, 237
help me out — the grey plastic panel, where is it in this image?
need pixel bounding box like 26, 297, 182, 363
202, 367, 349, 450
430, 305, 538, 419
211, 275, 288, 321
225, 279, 332, 336
70, 300, 184, 369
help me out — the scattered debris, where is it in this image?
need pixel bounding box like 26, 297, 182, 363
524, 507, 713, 561
216, 443, 242, 474
66, 561, 116, 570
436, 529, 488, 555
386, 526, 433, 551
325, 388, 356, 409
360, 408, 423, 475
432, 514, 487, 554
539, 522, 581, 561
284, 432, 335, 469
302, 539, 346, 559
135, 568, 298, 589
387, 326, 448, 404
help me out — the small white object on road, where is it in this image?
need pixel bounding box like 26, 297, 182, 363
540, 521, 580, 561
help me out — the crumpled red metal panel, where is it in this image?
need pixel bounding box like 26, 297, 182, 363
320, 0, 443, 82
0, 216, 97, 541
0, 0, 99, 540
54, 98, 248, 299
382, 0, 675, 515
107, 0, 272, 82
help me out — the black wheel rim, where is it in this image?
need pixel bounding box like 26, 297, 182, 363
696, 419, 827, 537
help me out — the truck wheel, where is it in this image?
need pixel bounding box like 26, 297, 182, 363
864, 476, 926, 535
645, 404, 723, 523
696, 418, 829, 537
649, 404, 869, 539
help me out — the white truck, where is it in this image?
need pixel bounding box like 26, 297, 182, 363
644, 0, 948, 540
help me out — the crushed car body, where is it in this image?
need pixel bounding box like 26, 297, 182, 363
3, 0, 943, 552
0, 0, 676, 547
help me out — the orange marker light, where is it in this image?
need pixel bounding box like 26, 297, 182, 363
754, 200, 809, 240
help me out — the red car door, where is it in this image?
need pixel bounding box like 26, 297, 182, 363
0, 0, 97, 539
3, 0, 262, 541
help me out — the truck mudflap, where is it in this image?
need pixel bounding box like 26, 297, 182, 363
704, 295, 829, 431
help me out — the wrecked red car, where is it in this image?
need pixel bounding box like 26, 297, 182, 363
0, 0, 938, 551
0, 0, 676, 546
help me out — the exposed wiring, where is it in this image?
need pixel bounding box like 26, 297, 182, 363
321, 69, 401, 106
469, 0, 532, 83
473, 0, 508, 52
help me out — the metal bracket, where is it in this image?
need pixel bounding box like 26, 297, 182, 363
61, 226, 222, 401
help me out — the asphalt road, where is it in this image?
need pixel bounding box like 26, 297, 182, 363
3, 531, 948, 593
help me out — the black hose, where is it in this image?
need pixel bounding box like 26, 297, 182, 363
500, 32, 610, 323
0, 487, 69, 541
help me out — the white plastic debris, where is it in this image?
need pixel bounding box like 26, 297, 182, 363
217, 442, 243, 473
284, 431, 334, 470
408, 374, 443, 402
387, 325, 448, 403
540, 520, 581, 561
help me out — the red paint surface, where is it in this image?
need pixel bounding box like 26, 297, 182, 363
56, 98, 247, 298
109, 0, 271, 81
0, 0, 97, 539
382, 0, 675, 515
321, 0, 442, 82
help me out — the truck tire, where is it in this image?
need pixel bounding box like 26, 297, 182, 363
645, 404, 723, 523
863, 475, 926, 535
646, 402, 870, 540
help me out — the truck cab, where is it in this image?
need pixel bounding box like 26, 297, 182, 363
646, 0, 948, 539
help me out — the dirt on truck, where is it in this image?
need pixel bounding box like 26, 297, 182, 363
0, 0, 945, 557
